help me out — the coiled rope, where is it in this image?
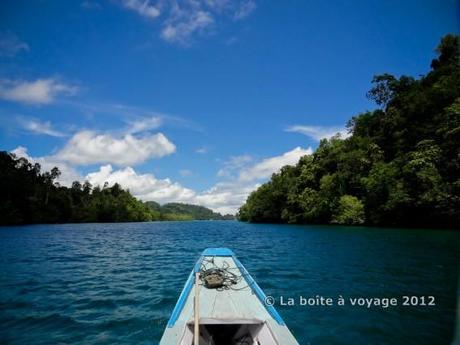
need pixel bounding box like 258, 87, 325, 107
199, 257, 249, 291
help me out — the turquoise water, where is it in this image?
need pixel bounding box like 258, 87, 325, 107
0, 221, 458, 344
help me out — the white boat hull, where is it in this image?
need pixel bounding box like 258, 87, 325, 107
160, 248, 299, 345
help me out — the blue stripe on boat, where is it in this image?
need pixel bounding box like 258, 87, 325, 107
201, 247, 235, 256
167, 255, 204, 328
166, 248, 285, 327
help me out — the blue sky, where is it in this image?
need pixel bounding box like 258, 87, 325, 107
0, 0, 457, 213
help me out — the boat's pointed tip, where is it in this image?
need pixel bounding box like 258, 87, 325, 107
201, 247, 235, 256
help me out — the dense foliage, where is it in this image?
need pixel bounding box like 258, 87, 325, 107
239, 35, 460, 228
145, 201, 234, 220
0, 152, 231, 225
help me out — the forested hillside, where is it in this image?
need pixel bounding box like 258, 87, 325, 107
0, 152, 231, 225
238, 34, 460, 228
145, 201, 234, 220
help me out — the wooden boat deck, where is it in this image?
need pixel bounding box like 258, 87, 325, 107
160, 249, 298, 344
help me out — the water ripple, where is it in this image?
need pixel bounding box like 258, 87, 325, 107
0, 221, 458, 344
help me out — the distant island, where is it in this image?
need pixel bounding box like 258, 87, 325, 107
238, 34, 459, 229
0, 152, 234, 225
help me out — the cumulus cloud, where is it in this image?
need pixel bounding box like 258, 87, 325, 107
11, 146, 82, 186
212, 147, 312, 211
194, 180, 259, 214
56, 130, 176, 165
86, 165, 196, 203
0, 31, 29, 57
285, 125, 349, 141
9, 142, 311, 214
17, 117, 65, 137
238, 146, 312, 181
83, 146, 312, 214
84, 164, 256, 214
121, 0, 160, 19
0, 78, 78, 105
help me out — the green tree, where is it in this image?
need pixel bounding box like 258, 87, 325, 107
238, 34, 460, 229
331, 195, 365, 225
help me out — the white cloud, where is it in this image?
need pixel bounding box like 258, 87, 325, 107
11, 146, 82, 186
217, 154, 252, 177
239, 146, 312, 181
233, 0, 256, 20
195, 147, 209, 154
161, 9, 214, 44
117, 0, 256, 45
9, 140, 307, 215
126, 116, 163, 133
18, 117, 65, 137
194, 180, 259, 214
84, 147, 311, 214
227, 154, 252, 167
0, 78, 78, 105
121, 0, 160, 19
0, 31, 29, 57
65, 101, 203, 131
285, 125, 349, 141
10, 144, 311, 215
86, 165, 196, 203
56, 130, 176, 165
205, 0, 230, 11
211, 147, 312, 212
84, 164, 255, 215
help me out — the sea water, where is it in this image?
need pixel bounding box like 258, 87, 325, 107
0, 221, 458, 344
